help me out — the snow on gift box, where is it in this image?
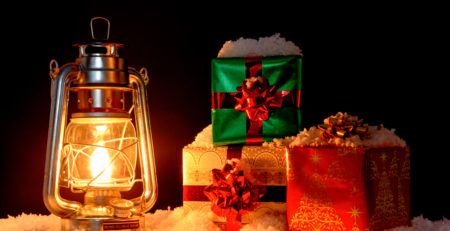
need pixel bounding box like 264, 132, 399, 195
279, 112, 410, 231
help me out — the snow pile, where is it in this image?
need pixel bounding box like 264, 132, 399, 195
364, 125, 407, 148
0, 208, 286, 231
146, 208, 286, 231
264, 126, 365, 148
286, 126, 364, 148
1, 211, 449, 231
265, 113, 406, 148
144, 207, 219, 231
0, 213, 60, 231
186, 124, 214, 148
282, 125, 406, 148
218, 34, 302, 58
392, 216, 450, 231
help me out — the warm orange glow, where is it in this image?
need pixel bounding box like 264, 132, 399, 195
63, 117, 138, 189
95, 125, 107, 134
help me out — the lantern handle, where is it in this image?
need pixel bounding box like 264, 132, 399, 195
90, 17, 110, 40
140, 67, 149, 85
129, 68, 158, 212
49, 59, 59, 79
44, 63, 82, 217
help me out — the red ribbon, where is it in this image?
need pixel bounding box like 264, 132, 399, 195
204, 159, 265, 229
233, 77, 288, 135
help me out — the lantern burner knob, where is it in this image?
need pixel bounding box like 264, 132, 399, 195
110, 199, 134, 218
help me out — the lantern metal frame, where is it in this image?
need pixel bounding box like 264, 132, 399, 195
43, 17, 157, 230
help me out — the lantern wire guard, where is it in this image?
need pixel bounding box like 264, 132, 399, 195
43, 17, 157, 230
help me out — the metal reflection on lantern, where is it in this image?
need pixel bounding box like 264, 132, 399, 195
43, 17, 157, 230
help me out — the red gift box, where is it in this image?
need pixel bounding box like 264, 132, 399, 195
287, 146, 410, 231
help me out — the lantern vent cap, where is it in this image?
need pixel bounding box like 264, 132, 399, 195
73, 17, 129, 86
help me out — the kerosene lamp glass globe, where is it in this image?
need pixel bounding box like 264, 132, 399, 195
62, 116, 138, 190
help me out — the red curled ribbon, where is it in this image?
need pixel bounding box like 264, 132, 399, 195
233, 76, 289, 135
204, 159, 265, 230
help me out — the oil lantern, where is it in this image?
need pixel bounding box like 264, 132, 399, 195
43, 17, 157, 230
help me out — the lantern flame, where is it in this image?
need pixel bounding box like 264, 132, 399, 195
90, 125, 113, 181
90, 147, 112, 181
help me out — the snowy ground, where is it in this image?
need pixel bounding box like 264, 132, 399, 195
1, 207, 449, 231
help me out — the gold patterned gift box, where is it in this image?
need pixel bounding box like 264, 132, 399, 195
286, 146, 410, 231
183, 145, 287, 224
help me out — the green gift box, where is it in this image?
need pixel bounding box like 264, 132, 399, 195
211, 56, 302, 145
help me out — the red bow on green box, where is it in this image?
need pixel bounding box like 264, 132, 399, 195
211, 56, 302, 145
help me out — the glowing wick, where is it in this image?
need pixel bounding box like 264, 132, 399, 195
90, 125, 113, 181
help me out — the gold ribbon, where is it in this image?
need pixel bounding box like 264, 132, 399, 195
318, 112, 369, 139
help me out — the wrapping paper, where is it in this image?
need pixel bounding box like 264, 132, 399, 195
211, 56, 302, 145
183, 145, 287, 224
287, 146, 410, 231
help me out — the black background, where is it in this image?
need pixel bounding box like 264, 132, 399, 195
0, 0, 447, 221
